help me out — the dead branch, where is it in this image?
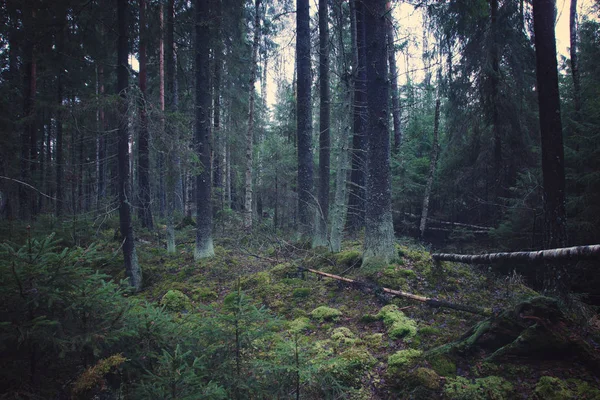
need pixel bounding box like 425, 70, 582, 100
300, 267, 491, 316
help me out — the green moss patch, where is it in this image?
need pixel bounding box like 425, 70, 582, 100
310, 306, 342, 322
375, 304, 418, 340
160, 289, 192, 312
387, 349, 423, 372
444, 376, 513, 400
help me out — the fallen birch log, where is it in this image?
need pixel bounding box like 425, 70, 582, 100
300, 267, 491, 316
432, 244, 600, 264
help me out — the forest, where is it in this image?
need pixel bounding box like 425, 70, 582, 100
1, 0, 600, 398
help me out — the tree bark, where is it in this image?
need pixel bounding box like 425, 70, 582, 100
56, 6, 66, 217
432, 244, 600, 263
313, 0, 331, 248
137, 0, 153, 229
386, 7, 402, 152
194, 0, 214, 259
117, 0, 142, 291
296, 0, 314, 238
166, 0, 178, 254
346, 0, 367, 233
244, 0, 261, 230
420, 97, 441, 238
363, 0, 396, 263
570, 0, 581, 114
158, 2, 166, 219
532, 0, 568, 293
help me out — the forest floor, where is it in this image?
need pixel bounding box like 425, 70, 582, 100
86, 217, 599, 400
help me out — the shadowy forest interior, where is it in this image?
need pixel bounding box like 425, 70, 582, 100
2, 0, 600, 398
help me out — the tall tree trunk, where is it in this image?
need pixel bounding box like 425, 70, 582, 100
97, 63, 106, 205
194, 0, 215, 259
386, 7, 402, 152
213, 0, 223, 211
158, 3, 166, 219
420, 96, 441, 238
346, 0, 367, 234
56, 6, 66, 217
244, 0, 261, 230
166, 0, 178, 253
490, 0, 502, 183
117, 0, 142, 291
296, 0, 314, 238
570, 0, 581, 114
20, 8, 37, 219
137, 0, 153, 229
330, 0, 353, 252
314, 0, 331, 248
532, 0, 568, 293
363, 0, 396, 264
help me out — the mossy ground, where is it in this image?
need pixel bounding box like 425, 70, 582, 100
86, 219, 600, 399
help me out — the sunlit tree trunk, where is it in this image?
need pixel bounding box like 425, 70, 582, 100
194, 0, 215, 259
363, 0, 396, 264
117, 0, 142, 290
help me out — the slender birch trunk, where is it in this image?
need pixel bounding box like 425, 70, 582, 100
419, 96, 441, 238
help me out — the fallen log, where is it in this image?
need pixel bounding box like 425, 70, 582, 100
300, 267, 491, 316
432, 244, 600, 264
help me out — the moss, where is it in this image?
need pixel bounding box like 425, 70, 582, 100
241, 271, 271, 289
331, 327, 358, 346
413, 367, 441, 390
376, 304, 418, 340
310, 306, 342, 321
292, 287, 311, 298
363, 333, 384, 348
426, 354, 457, 376
569, 379, 600, 400
191, 287, 218, 302
361, 256, 389, 278
288, 317, 311, 333
72, 354, 126, 395
387, 349, 422, 372
335, 250, 362, 268
270, 263, 297, 279
418, 326, 441, 337
160, 289, 192, 312
397, 245, 432, 271
444, 376, 513, 400
534, 376, 573, 400
340, 347, 377, 370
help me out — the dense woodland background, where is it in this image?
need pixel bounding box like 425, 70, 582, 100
1, 0, 600, 398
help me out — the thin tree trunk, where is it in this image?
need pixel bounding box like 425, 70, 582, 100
386, 7, 402, 152
330, 0, 353, 253
490, 0, 502, 183
420, 97, 441, 238
137, 0, 153, 229
363, 0, 396, 263
313, 0, 330, 248
166, 0, 177, 253
56, 6, 66, 217
296, 0, 314, 239
158, 3, 166, 219
570, 0, 581, 114
117, 0, 142, 291
194, 0, 214, 259
97, 63, 106, 205
244, 0, 261, 230
213, 0, 223, 210
346, 0, 367, 233
532, 0, 568, 294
